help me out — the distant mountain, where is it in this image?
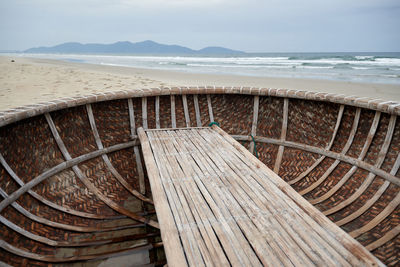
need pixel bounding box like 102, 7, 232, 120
24, 40, 245, 55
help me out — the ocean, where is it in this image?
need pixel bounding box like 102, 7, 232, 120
10, 52, 400, 84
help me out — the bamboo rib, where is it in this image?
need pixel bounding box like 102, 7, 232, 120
207, 94, 214, 123
231, 135, 400, 186
299, 108, 361, 195
142, 97, 148, 129
155, 96, 160, 129
0, 239, 152, 263
289, 105, 345, 185
0, 152, 123, 220
0, 213, 153, 247
336, 153, 400, 227
274, 98, 289, 174
86, 104, 152, 204
309, 111, 381, 205
249, 95, 259, 155
350, 192, 400, 238
0, 187, 142, 232
323, 115, 397, 216
0, 141, 137, 217
127, 99, 136, 137
193, 94, 202, 127
182, 95, 191, 127
171, 95, 177, 128
366, 224, 400, 251
45, 113, 159, 228
128, 98, 146, 195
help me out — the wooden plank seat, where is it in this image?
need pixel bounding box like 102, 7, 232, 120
138, 125, 383, 267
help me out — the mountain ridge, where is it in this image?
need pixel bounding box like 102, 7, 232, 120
24, 40, 245, 55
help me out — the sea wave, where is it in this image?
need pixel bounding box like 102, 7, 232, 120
12, 52, 400, 85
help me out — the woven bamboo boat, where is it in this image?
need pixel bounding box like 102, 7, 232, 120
0, 87, 399, 266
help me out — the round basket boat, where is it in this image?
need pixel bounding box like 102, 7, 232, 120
0, 87, 399, 266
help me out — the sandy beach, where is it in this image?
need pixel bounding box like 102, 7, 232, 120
1, 55, 399, 111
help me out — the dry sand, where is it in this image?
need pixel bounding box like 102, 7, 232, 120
1, 55, 400, 111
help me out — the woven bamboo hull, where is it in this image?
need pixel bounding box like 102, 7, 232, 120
0, 87, 399, 266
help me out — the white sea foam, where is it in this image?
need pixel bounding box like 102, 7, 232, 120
11, 52, 400, 84
352, 67, 371, 70
295, 66, 334, 69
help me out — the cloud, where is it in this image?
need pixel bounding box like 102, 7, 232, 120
0, 0, 399, 51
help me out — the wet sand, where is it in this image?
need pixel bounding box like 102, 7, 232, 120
1, 55, 399, 111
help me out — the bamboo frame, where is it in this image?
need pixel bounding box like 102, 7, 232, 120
323, 115, 397, 216
45, 113, 159, 228
273, 98, 288, 174
207, 94, 214, 123
299, 108, 361, 195
289, 105, 345, 185
128, 98, 146, 195
232, 135, 400, 187
86, 104, 152, 204
249, 95, 259, 155
309, 111, 381, 204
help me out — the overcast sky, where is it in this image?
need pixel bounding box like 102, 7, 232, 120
1, 0, 399, 52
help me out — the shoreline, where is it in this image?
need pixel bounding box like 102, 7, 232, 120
1, 55, 400, 111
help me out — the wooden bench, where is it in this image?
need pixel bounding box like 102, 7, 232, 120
138, 126, 382, 267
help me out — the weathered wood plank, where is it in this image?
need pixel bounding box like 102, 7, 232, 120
194, 129, 345, 265
150, 131, 212, 266
137, 127, 188, 267
200, 129, 351, 266
211, 125, 382, 266
140, 126, 383, 266
173, 130, 264, 266
188, 129, 316, 266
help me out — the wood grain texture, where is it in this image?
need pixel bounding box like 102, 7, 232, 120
137, 127, 188, 267
140, 126, 383, 266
